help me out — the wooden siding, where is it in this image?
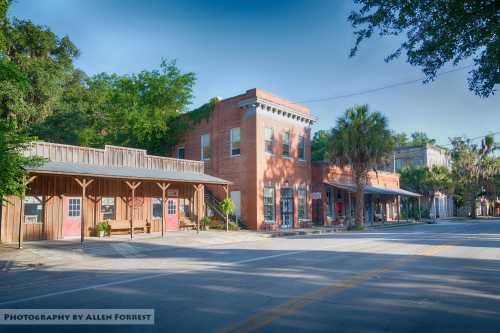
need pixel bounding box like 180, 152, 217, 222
1, 175, 205, 243
25, 142, 205, 173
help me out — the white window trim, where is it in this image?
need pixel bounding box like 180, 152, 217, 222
201, 134, 210, 161
263, 186, 276, 224
298, 135, 305, 161
264, 127, 274, 156
230, 128, 241, 157
152, 197, 163, 219
281, 130, 291, 158
177, 146, 185, 159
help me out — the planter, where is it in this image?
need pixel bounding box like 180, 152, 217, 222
204, 225, 210, 231
98, 230, 105, 238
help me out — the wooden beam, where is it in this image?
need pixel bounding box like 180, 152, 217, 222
156, 182, 170, 237
125, 181, 142, 239
192, 184, 203, 234
18, 175, 38, 249
74, 178, 94, 246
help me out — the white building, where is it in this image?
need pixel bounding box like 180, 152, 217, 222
394, 144, 454, 218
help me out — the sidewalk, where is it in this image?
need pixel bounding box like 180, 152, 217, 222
0, 230, 267, 271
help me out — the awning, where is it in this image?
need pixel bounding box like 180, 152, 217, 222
27, 161, 231, 185
324, 181, 421, 197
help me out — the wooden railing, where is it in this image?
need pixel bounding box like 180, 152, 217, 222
25, 142, 205, 173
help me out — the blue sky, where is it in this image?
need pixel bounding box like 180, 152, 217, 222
10, 0, 499, 146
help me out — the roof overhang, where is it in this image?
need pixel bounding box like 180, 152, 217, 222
27, 161, 231, 185
324, 181, 421, 197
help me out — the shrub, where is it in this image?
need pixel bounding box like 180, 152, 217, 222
201, 216, 211, 226
347, 224, 365, 231
96, 221, 109, 232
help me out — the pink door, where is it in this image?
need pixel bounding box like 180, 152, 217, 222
166, 190, 179, 230
63, 197, 82, 237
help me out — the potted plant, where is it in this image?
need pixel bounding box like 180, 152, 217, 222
96, 221, 109, 238
201, 216, 211, 231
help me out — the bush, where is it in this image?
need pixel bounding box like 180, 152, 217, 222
201, 216, 211, 226
96, 221, 109, 232
347, 224, 365, 231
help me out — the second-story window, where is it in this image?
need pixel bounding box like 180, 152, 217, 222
201, 134, 210, 161
230, 128, 240, 156
177, 147, 185, 159
282, 130, 290, 158
265, 127, 274, 154
298, 135, 305, 160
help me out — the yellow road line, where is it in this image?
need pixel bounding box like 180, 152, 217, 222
216, 242, 459, 333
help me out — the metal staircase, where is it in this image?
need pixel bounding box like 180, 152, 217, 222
204, 189, 248, 229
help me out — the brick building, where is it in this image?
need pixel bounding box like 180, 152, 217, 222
312, 163, 420, 226
175, 88, 315, 230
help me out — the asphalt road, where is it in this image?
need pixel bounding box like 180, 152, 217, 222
1, 220, 500, 333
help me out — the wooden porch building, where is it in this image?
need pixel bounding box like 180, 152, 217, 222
0, 142, 230, 247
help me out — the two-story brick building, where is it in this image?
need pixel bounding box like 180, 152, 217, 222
175, 88, 315, 230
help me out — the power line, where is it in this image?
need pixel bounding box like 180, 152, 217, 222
297, 64, 474, 104
437, 130, 500, 148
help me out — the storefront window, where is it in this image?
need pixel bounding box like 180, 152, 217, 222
264, 186, 275, 223
152, 198, 162, 219
24, 196, 43, 224
101, 197, 115, 220
298, 189, 307, 220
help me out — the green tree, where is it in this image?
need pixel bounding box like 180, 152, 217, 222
328, 105, 394, 227
393, 132, 408, 148
219, 198, 236, 232
33, 60, 196, 154
450, 135, 497, 218
425, 165, 453, 216
0, 19, 79, 127
400, 164, 453, 217
349, 0, 499, 97
409, 132, 436, 146
311, 130, 331, 161
399, 164, 428, 194
0, 120, 41, 204
0, 0, 9, 53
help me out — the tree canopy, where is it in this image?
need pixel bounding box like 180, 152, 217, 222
349, 0, 499, 97
31, 60, 196, 155
450, 135, 498, 217
393, 131, 437, 148
0, 0, 197, 200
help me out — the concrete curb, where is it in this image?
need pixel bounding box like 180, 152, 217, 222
263, 221, 428, 238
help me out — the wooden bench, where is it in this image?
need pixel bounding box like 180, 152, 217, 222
108, 219, 148, 236
180, 218, 197, 230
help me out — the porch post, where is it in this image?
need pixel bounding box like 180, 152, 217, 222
192, 184, 202, 234
406, 197, 410, 222
348, 191, 352, 227
18, 175, 37, 249
156, 182, 170, 237
223, 184, 229, 232
418, 197, 422, 220
396, 195, 400, 223
74, 178, 94, 246
125, 181, 142, 239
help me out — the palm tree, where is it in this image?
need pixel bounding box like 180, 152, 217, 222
451, 135, 497, 218
328, 105, 394, 227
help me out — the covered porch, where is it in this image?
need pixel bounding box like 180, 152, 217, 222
316, 181, 421, 226
0, 142, 230, 248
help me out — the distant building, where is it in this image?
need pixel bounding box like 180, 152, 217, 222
394, 144, 451, 171
394, 144, 454, 218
